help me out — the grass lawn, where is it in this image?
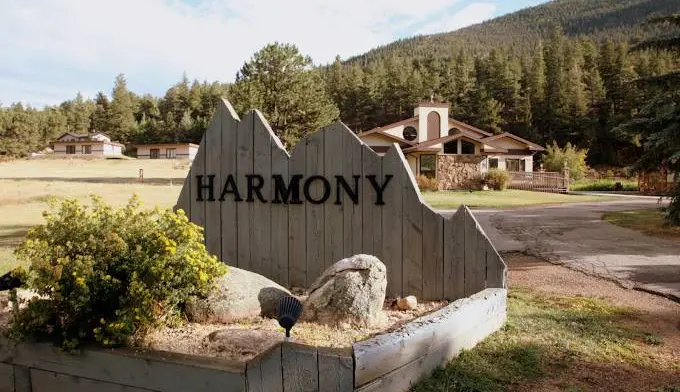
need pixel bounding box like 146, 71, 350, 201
0, 159, 186, 275
603, 209, 680, 241
412, 287, 679, 392
422, 190, 609, 209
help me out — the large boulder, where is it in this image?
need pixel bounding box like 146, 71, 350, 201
301, 254, 387, 328
186, 267, 291, 323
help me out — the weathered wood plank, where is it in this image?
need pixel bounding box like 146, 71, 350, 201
246, 359, 263, 392
30, 369, 155, 392
288, 141, 307, 288
236, 112, 255, 270
188, 134, 207, 229
317, 347, 353, 392
361, 146, 382, 259
12, 344, 247, 392
422, 206, 444, 301
353, 288, 507, 388
381, 146, 404, 297
219, 99, 240, 265
14, 365, 30, 392
443, 208, 465, 300
402, 171, 424, 299
485, 239, 507, 289
259, 345, 283, 392
204, 102, 223, 259
270, 137, 290, 287
324, 125, 344, 269
0, 363, 12, 392
282, 342, 318, 392
175, 173, 191, 217
463, 208, 484, 296
343, 129, 364, 256
252, 112, 273, 278
305, 130, 325, 285
475, 224, 488, 293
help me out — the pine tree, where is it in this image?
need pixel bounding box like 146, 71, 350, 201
616, 14, 680, 225
543, 25, 568, 143
107, 74, 137, 143
230, 43, 339, 148
90, 92, 110, 134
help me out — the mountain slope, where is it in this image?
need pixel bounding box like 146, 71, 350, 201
348, 0, 680, 64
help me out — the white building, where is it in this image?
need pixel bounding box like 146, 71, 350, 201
135, 143, 199, 160
51, 132, 124, 157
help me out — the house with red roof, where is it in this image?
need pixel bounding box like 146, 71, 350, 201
357, 102, 545, 189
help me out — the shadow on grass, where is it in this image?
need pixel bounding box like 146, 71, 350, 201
0, 228, 30, 247
411, 288, 680, 392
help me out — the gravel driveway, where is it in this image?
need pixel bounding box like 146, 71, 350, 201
466, 198, 680, 301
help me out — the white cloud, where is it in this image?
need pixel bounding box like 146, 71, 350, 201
0, 0, 500, 106
417, 3, 497, 36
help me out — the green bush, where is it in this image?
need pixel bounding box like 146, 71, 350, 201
543, 142, 589, 180
570, 179, 638, 192
485, 169, 510, 191
10, 195, 226, 350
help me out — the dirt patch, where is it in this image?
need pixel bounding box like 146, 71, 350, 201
140, 299, 448, 362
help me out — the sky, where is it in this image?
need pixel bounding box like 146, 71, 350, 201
0, 0, 548, 107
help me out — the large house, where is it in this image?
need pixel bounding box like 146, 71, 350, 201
357, 102, 545, 189
135, 143, 199, 160
51, 132, 124, 157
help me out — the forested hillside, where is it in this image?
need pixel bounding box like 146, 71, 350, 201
323, 0, 680, 166
349, 0, 680, 64
1, 0, 679, 168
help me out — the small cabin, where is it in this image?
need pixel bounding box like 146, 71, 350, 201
135, 143, 199, 160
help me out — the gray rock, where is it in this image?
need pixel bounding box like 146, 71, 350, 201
302, 254, 387, 328
186, 267, 291, 323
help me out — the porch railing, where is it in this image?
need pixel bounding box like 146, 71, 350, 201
506, 170, 569, 194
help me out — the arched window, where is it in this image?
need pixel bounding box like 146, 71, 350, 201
427, 112, 441, 140
461, 140, 476, 155
403, 126, 417, 141
448, 127, 461, 136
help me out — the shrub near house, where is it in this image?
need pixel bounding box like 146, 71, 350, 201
10, 195, 226, 349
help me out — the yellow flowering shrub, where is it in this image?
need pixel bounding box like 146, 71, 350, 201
10, 195, 226, 350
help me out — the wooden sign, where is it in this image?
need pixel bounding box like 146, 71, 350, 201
176, 99, 505, 300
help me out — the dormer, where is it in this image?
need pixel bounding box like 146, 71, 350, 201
414, 102, 450, 143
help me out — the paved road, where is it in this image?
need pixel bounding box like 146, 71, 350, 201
468, 199, 680, 301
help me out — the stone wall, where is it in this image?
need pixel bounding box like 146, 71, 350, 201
436, 155, 485, 190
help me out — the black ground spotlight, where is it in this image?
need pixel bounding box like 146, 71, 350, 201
277, 296, 303, 339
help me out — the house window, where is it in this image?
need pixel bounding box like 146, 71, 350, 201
461, 140, 476, 155
150, 149, 160, 159
82, 145, 91, 154
419, 155, 437, 179
444, 141, 457, 154
448, 127, 461, 136
66, 145, 76, 154
506, 159, 526, 172
166, 148, 176, 159
489, 158, 499, 169
403, 126, 417, 141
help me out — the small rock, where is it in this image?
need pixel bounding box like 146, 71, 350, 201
301, 254, 387, 328
396, 296, 418, 311
186, 267, 290, 323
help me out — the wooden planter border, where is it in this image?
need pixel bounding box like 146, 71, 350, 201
0, 288, 505, 392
